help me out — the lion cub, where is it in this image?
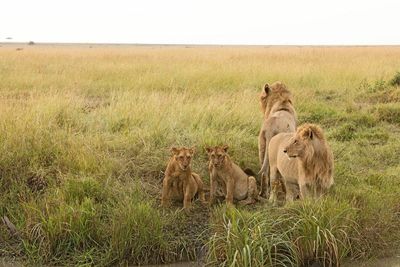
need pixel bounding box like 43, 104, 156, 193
161, 147, 206, 210
206, 145, 259, 206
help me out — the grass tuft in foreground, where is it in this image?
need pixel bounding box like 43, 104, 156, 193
207, 198, 357, 267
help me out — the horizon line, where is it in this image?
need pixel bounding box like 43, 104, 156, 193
2, 41, 400, 47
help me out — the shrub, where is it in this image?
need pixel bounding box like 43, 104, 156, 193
359, 79, 388, 93
374, 104, 400, 124
390, 72, 400, 87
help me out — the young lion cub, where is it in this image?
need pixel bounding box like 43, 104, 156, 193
161, 147, 206, 210
206, 145, 260, 206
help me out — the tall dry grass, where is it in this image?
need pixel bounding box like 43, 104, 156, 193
0, 44, 400, 266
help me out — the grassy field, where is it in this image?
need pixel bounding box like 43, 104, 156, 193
0, 44, 400, 266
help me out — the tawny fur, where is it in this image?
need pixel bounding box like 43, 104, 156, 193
290, 124, 334, 193
268, 123, 334, 203
161, 147, 206, 210
206, 145, 260, 206
258, 81, 297, 197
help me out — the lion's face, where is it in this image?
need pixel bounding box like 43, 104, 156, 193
284, 124, 317, 158
171, 147, 194, 171
206, 145, 229, 168
284, 136, 306, 158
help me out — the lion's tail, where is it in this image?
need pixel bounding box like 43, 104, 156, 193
258, 150, 269, 177
258, 150, 270, 197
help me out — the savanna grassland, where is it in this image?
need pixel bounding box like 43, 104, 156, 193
0, 44, 400, 266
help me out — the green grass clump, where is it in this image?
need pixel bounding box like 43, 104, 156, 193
345, 112, 377, 127
363, 89, 400, 104
64, 176, 111, 204
17, 182, 186, 266
105, 196, 167, 265
299, 103, 339, 126
207, 207, 298, 267
21, 195, 105, 265
355, 127, 389, 145
389, 71, 400, 87
208, 199, 357, 267
374, 103, 400, 124
358, 79, 388, 93
283, 199, 357, 266
331, 123, 357, 141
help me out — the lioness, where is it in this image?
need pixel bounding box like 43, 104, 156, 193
258, 82, 297, 198
161, 147, 206, 210
268, 124, 334, 203
206, 145, 259, 206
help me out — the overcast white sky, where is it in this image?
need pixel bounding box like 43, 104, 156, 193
1, 0, 399, 45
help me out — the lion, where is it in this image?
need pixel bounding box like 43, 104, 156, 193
206, 145, 260, 206
258, 81, 297, 197
161, 147, 206, 210
268, 124, 334, 203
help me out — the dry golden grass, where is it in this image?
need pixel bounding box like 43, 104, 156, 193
1, 44, 400, 266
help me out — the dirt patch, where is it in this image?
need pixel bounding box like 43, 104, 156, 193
343, 256, 400, 267
139, 262, 201, 267
0, 259, 23, 267
162, 201, 210, 261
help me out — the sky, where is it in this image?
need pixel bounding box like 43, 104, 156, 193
1, 0, 400, 45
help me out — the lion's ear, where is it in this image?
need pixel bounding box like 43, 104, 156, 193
222, 144, 229, 152
189, 147, 195, 155
205, 147, 213, 154
264, 83, 270, 95
170, 147, 180, 155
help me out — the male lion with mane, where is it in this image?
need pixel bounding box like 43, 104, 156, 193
161, 147, 206, 210
258, 81, 297, 197
268, 123, 334, 203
